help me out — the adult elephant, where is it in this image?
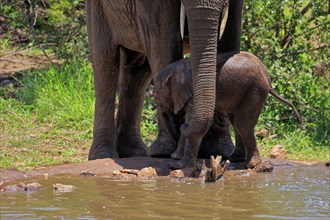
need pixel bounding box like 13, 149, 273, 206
86, 0, 244, 160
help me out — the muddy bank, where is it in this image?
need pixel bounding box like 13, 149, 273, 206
1, 157, 327, 184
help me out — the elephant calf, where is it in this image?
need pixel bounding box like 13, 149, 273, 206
154, 51, 299, 169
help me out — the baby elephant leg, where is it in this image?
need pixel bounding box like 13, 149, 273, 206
174, 99, 198, 166
170, 109, 186, 159
230, 128, 262, 168
248, 146, 262, 169
229, 129, 247, 162
199, 113, 234, 159
171, 135, 185, 159
232, 102, 262, 168
176, 123, 202, 168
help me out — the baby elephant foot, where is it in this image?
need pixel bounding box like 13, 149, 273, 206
150, 136, 177, 157
245, 152, 262, 169
177, 155, 196, 168
168, 156, 196, 170
171, 148, 184, 160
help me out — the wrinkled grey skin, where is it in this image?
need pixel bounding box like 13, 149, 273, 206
86, 0, 243, 160
86, 0, 183, 159
177, 0, 244, 168
155, 51, 299, 168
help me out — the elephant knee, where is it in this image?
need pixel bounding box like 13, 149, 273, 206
180, 123, 189, 138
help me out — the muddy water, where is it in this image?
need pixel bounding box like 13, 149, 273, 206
1, 165, 329, 219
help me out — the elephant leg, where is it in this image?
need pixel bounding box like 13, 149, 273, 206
150, 112, 178, 157
170, 109, 187, 159
89, 51, 120, 160
177, 123, 201, 168
147, 1, 183, 157
198, 112, 234, 159
116, 50, 152, 158
231, 102, 263, 168
149, 68, 183, 157
248, 146, 262, 169
228, 129, 247, 169
229, 137, 262, 169
149, 59, 184, 158
171, 135, 185, 160
236, 128, 259, 169
177, 99, 199, 167
87, 1, 119, 160
229, 128, 246, 162
230, 130, 262, 169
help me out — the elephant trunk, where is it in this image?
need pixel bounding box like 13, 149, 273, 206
182, 0, 225, 139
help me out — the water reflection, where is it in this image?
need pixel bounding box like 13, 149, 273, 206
1, 165, 329, 219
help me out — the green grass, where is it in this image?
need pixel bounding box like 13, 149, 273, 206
0, 38, 11, 52
21, 59, 95, 130
0, 98, 90, 170
0, 60, 94, 170
0, 59, 159, 170
1, 61, 328, 171
257, 129, 329, 162
1, 55, 329, 170
141, 96, 158, 146
1, 0, 328, 171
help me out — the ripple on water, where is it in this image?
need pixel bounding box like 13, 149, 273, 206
0, 165, 329, 219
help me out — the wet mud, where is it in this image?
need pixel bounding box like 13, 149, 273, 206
1, 157, 328, 185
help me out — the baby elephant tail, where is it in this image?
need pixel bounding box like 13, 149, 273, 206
269, 88, 301, 124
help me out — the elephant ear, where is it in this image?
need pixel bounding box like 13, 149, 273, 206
171, 66, 193, 114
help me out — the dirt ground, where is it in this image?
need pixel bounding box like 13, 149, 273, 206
0, 10, 60, 79
0, 51, 61, 80
0, 157, 328, 184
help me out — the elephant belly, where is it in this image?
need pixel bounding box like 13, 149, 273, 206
101, 0, 145, 53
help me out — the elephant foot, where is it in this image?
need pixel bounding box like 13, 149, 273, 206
229, 146, 246, 163
198, 113, 234, 158
245, 148, 262, 169
117, 138, 149, 158
177, 155, 196, 168
150, 133, 177, 157
198, 133, 234, 159
88, 145, 118, 160
227, 162, 246, 170
168, 155, 196, 170
171, 148, 184, 160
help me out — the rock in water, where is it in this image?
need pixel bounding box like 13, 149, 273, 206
138, 167, 157, 178
53, 183, 77, 192
112, 167, 158, 179
169, 170, 185, 179
254, 161, 274, 173
5, 182, 42, 192
270, 145, 287, 159
25, 182, 42, 191
80, 171, 96, 176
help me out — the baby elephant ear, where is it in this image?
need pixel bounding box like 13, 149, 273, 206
171, 72, 193, 114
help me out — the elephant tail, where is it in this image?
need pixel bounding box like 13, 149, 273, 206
269, 88, 301, 124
